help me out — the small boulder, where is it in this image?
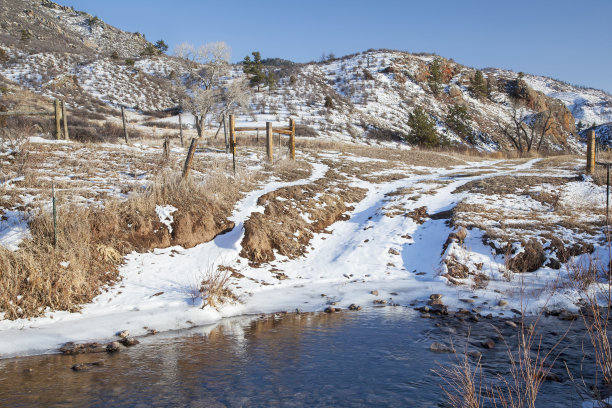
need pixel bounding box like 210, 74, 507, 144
348, 304, 362, 311
119, 337, 140, 347
117, 330, 129, 339
430, 342, 454, 353
481, 339, 495, 349
370, 290, 379, 296
324, 306, 336, 313
106, 341, 122, 352
498, 300, 508, 307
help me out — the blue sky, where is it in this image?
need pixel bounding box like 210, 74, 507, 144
57, 0, 612, 93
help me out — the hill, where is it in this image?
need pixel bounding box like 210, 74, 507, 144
1, 0, 612, 152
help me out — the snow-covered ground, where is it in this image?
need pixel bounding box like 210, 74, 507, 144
0, 140, 607, 359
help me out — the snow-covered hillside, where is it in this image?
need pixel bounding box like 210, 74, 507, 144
1, 0, 612, 152
525, 74, 612, 126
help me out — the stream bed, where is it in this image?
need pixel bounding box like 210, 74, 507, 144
0, 307, 599, 407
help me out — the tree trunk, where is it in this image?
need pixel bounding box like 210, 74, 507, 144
195, 115, 203, 138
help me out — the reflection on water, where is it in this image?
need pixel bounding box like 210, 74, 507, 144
0, 308, 588, 407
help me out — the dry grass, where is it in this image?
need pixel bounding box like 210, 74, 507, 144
199, 265, 236, 308
0, 168, 249, 320
568, 257, 612, 401
453, 175, 578, 196
240, 170, 367, 264
435, 352, 485, 408
436, 291, 566, 408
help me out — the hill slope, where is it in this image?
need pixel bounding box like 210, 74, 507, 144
1, 0, 612, 151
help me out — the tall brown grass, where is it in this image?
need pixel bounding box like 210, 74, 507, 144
0, 169, 244, 320
568, 256, 612, 402
435, 280, 566, 408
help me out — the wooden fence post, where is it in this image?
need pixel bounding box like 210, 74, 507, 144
54, 99, 62, 140
61, 100, 69, 141
230, 114, 236, 174
52, 182, 57, 248
587, 130, 596, 175
289, 118, 295, 160
182, 138, 198, 178
178, 113, 184, 147
121, 106, 129, 144
163, 136, 170, 161
266, 122, 273, 162
223, 113, 228, 153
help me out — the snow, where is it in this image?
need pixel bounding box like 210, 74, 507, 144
1, 153, 608, 359
0, 210, 30, 251
155, 205, 177, 234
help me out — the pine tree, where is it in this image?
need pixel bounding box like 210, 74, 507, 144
407, 107, 439, 147
154, 40, 168, 54
428, 58, 443, 96
243, 51, 266, 91
266, 71, 276, 95
469, 70, 488, 100
445, 104, 472, 141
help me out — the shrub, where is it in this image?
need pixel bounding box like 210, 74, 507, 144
125, 58, 135, 66
87, 16, 100, 27
140, 44, 158, 57
110, 51, 119, 60
363, 69, 374, 80
20, 29, 32, 42
324, 95, 334, 109
295, 124, 318, 137
365, 127, 405, 142
0, 103, 6, 128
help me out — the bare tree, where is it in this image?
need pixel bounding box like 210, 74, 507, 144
174, 42, 230, 138
219, 78, 250, 118
498, 101, 553, 153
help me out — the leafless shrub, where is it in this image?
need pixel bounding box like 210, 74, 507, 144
435, 352, 485, 408
436, 282, 566, 408
199, 265, 235, 308
295, 124, 318, 137
568, 256, 612, 400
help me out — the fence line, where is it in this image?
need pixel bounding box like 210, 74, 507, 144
0, 99, 68, 140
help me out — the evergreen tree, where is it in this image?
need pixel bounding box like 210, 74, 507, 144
154, 39, 168, 54
428, 58, 443, 96
445, 104, 472, 141
243, 51, 266, 91
324, 95, 334, 109
407, 107, 439, 147
469, 70, 488, 100
266, 71, 276, 95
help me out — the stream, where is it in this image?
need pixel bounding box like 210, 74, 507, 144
0, 308, 600, 407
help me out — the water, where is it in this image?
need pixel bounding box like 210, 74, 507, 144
0, 308, 596, 407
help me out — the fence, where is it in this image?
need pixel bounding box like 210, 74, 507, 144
182, 116, 297, 178
0, 99, 69, 140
